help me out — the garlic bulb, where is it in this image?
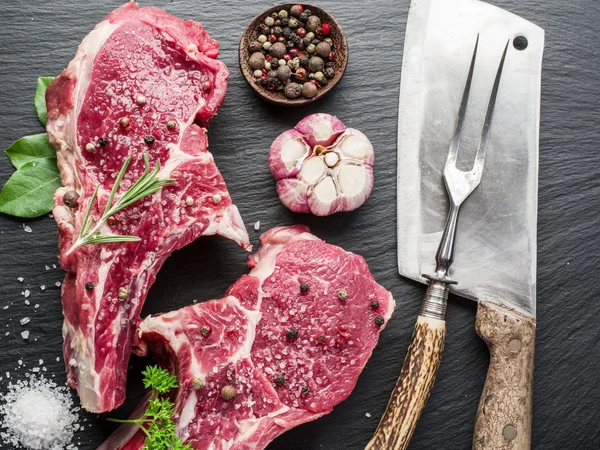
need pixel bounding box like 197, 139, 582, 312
269, 113, 374, 216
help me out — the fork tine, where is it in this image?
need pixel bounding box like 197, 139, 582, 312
473, 39, 510, 171
447, 34, 480, 167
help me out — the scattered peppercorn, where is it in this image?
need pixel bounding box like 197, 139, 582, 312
299, 283, 309, 293
249, 41, 262, 53
370, 300, 380, 310
200, 326, 211, 337
135, 94, 146, 105
167, 120, 177, 130
221, 385, 237, 401
277, 65, 292, 81
98, 137, 109, 147
375, 316, 385, 327
269, 42, 287, 60
316, 333, 327, 344
338, 289, 349, 301
185, 196, 194, 206
316, 42, 331, 59
286, 328, 299, 339
62, 191, 79, 208
119, 117, 130, 129
85, 143, 95, 152
301, 385, 310, 395
144, 135, 155, 145
306, 15, 321, 32
290, 4, 304, 17
118, 287, 129, 300
302, 82, 317, 98
249, 52, 266, 70
192, 378, 204, 390
85, 282, 94, 291
284, 82, 302, 99
324, 67, 335, 79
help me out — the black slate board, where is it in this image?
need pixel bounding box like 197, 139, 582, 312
0, 1, 599, 449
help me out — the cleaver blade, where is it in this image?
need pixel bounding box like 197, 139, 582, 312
394, 0, 544, 449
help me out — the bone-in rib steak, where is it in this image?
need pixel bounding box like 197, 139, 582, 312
45, 2, 250, 413
100, 226, 395, 449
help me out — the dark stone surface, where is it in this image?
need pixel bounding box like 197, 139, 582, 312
0, 1, 598, 449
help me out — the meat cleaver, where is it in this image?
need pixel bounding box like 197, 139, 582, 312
366, 0, 544, 449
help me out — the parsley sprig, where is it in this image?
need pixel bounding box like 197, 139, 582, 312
108, 366, 191, 450
66, 155, 174, 255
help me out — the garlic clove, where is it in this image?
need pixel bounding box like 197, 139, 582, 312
276, 178, 310, 213
299, 156, 327, 185
295, 113, 346, 148
335, 128, 375, 165
269, 129, 311, 180
336, 162, 374, 211
307, 175, 341, 216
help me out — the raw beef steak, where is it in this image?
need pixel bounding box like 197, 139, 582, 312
100, 226, 395, 449
45, 2, 250, 413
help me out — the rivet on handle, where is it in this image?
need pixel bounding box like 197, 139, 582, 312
508, 339, 522, 353
503, 424, 518, 440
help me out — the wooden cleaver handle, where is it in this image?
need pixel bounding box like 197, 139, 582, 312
473, 301, 536, 450
365, 315, 446, 450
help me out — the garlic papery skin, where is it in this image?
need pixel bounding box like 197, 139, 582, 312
269, 114, 375, 216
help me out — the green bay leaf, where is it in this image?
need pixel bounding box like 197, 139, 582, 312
34, 76, 54, 127
0, 158, 61, 218
5, 133, 56, 169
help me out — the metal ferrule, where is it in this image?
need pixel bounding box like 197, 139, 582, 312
420, 279, 450, 320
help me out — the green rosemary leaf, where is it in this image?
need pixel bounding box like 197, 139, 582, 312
79, 234, 141, 246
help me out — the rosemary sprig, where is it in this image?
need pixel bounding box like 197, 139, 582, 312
108, 366, 191, 450
66, 154, 174, 256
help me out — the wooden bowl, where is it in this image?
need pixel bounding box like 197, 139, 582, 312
239, 4, 348, 107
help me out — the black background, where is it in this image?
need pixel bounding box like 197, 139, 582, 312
0, 1, 599, 449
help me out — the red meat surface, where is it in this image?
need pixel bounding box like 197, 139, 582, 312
46, 2, 249, 413
100, 226, 395, 449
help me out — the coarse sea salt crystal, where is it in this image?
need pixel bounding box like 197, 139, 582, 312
365, 412, 372, 418
19, 317, 30, 326
17, 277, 24, 283
55, 281, 61, 287
40, 285, 46, 291
3, 305, 8, 310
0, 375, 79, 449
20, 331, 29, 340
254, 221, 261, 231
23, 290, 30, 298
45, 265, 50, 271
23, 225, 32, 233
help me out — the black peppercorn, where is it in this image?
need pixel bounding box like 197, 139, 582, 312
302, 37, 312, 48
272, 26, 283, 37
271, 11, 279, 19
248, 41, 263, 53
299, 283, 309, 293
304, 9, 312, 16
271, 59, 279, 69
299, 12, 309, 22
301, 385, 310, 395
200, 326, 212, 337
85, 282, 94, 291
286, 40, 295, 50
325, 61, 334, 69
282, 26, 293, 40
319, 78, 328, 86
144, 135, 155, 145
63, 191, 80, 208
324, 67, 335, 79
281, 18, 289, 27
259, 23, 270, 35
286, 328, 298, 339
370, 300, 380, 310
312, 39, 321, 46
274, 375, 285, 386
98, 137, 109, 147
375, 316, 385, 327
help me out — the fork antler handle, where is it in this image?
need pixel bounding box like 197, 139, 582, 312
365, 280, 448, 450
473, 301, 536, 450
